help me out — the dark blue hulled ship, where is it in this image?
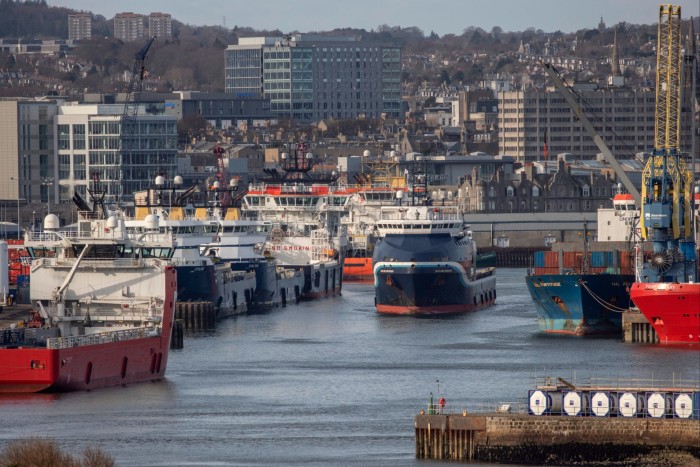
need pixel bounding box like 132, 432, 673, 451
372, 200, 496, 315
525, 272, 634, 335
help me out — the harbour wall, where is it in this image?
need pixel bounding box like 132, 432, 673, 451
415, 413, 700, 465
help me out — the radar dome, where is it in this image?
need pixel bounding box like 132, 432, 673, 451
281, 152, 288, 160
230, 178, 239, 187
155, 175, 165, 186
395, 190, 404, 199
305, 152, 313, 159
106, 215, 118, 229
43, 214, 60, 231
212, 181, 220, 189
144, 214, 159, 230
389, 150, 396, 158
363, 150, 371, 158
174, 175, 183, 185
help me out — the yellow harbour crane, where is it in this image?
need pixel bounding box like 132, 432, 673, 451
638, 4, 696, 281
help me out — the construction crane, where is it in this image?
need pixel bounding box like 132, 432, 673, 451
122, 35, 156, 129
542, 62, 641, 206
637, 4, 696, 281
119, 35, 157, 198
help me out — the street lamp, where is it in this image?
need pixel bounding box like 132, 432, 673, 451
9, 177, 20, 238
42, 177, 55, 214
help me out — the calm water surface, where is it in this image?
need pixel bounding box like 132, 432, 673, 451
1, 268, 698, 466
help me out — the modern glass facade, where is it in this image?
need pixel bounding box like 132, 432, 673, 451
225, 35, 402, 121
56, 108, 177, 203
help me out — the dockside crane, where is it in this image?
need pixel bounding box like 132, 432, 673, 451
542, 62, 641, 207
637, 4, 696, 282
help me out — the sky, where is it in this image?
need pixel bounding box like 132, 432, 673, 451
48, 0, 700, 36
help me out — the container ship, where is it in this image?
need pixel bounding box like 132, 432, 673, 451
0, 212, 176, 392
373, 195, 496, 315
526, 271, 634, 335
525, 195, 638, 335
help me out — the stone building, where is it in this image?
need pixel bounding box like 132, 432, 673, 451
461, 156, 616, 214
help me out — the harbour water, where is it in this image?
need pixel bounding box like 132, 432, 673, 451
1, 268, 698, 466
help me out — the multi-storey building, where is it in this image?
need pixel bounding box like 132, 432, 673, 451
56, 104, 177, 203
498, 85, 657, 162
0, 99, 59, 207
68, 13, 92, 41
148, 12, 172, 39
113, 12, 144, 42
225, 34, 401, 121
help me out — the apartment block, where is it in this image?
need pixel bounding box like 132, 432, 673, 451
148, 12, 172, 39
68, 13, 92, 41
225, 34, 401, 121
0, 99, 59, 205
114, 12, 145, 42
497, 86, 657, 162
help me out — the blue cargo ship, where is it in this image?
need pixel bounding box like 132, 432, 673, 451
525, 273, 634, 335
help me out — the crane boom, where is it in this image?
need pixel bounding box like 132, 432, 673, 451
122, 35, 156, 125
542, 62, 641, 206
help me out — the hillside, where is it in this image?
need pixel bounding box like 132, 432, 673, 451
0, 0, 695, 97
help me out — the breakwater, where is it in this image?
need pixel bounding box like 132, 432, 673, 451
414, 413, 700, 465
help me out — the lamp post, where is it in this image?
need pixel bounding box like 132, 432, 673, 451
9, 177, 20, 238
42, 177, 54, 214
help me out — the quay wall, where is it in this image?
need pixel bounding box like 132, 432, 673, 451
415, 413, 700, 465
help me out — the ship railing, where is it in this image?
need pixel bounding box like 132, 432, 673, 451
0, 327, 26, 346
46, 327, 154, 350
422, 401, 529, 416
533, 375, 700, 392
34, 257, 147, 269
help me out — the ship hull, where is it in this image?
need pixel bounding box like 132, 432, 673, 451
0, 336, 170, 393
0, 266, 176, 393
630, 282, 700, 344
176, 264, 216, 302
285, 262, 343, 299
342, 257, 373, 282
374, 262, 496, 315
525, 274, 633, 335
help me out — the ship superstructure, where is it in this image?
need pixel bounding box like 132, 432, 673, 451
242, 142, 346, 299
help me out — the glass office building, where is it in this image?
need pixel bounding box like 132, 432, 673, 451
225, 35, 401, 121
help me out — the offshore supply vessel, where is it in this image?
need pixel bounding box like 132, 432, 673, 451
241, 142, 346, 299
372, 164, 495, 315
629, 4, 699, 344
0, 213, 176, 392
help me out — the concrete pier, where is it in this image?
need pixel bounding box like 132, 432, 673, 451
415, 413, 700, 465
622, 308, 659, 343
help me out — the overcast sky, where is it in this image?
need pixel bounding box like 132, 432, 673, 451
48, 0, 700, 35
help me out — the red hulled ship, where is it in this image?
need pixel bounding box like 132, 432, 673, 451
0, 212, 177, 392
630, 282, 699, 344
